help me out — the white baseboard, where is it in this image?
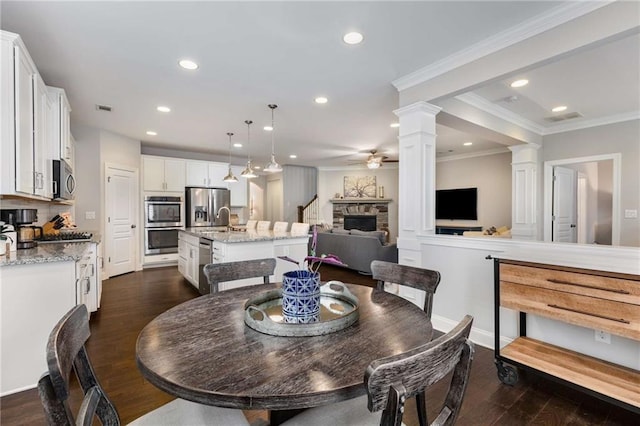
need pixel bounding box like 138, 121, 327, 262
431, 314, 513, 350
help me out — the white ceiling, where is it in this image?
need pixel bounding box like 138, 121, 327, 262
2, 1, 636, 169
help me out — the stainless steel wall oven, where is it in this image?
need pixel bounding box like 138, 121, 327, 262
145, 227, 181, 255
144, 196, 183, 255
144, 196, 183, 228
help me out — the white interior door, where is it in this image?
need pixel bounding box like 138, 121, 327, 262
106, 164, 138, 277
552, 166, 577, 243
577, 173, 588, 244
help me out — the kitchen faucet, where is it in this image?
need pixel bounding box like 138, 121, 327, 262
216, 206, 231, 231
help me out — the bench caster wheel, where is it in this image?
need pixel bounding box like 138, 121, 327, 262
495, 361, 518, 386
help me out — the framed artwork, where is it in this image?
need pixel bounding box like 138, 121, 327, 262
343, 176, 377, 198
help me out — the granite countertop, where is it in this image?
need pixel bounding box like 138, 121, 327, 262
182, 228, 309, 243
0, 235, 101, 267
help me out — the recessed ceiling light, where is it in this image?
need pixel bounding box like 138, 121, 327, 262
178, 59, 198, 70
463, 142, 473, 146
157, 106, 171, 113
233, 143, 243, 148
146, 131, 157, 136
510, 79, 529, 88
552, 105, 568, 112
289, 154, 297, 159
343, 32, 364, 45
264, 126, 273, 131
390, 123, 400, 128
314, 97, 328, 104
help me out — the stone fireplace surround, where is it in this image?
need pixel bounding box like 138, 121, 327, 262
330, 199, 391, 232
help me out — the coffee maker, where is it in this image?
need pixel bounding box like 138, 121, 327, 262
0, 209, 42, 249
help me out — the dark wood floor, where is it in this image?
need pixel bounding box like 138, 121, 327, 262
1, 264, 637, 425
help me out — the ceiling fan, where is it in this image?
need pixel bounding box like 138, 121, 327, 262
364, 150, 398, 169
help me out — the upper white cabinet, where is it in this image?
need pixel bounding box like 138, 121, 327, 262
229, 165, 248, 206
0, 31, 54, 199
33, 74, 53, 198
143, 156, 185, 192
185, 160, 228, 188
47, 86, 73, 167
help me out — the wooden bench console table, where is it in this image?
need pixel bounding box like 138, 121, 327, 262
491, 257, 640, 414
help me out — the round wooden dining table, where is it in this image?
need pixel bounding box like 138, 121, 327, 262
136, 282, 433, 414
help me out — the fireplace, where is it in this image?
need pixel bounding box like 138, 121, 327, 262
344, 215, 376, 232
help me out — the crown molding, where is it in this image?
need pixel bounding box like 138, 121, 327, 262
455, 93, 640, 137
392, 2, 611, 92
436, 147, 510, 163
454, 93, 546, 135
318, 163, 398, 172
542, 111, 640, 135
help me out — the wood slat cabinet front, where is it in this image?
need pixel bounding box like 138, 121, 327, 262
500, 263, 640, 340
494, 259, 640, 413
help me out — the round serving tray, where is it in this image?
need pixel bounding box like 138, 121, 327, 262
244, 281, 359, 337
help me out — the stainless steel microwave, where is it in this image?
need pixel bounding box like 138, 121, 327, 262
52, 159, 75, 200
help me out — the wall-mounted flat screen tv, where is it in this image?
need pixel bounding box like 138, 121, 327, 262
435, 187, 478, 220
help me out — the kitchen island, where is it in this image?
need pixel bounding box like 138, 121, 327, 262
178, 228, 310, 294
0, 237, 102, 396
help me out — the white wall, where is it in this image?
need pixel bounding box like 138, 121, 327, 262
436, 151, 512, 230
317, 165, 398, 241
542, 120, 639, 247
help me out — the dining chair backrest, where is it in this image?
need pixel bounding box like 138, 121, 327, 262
39, 304, 120, 425
204, 258, 276, 293
290, 222, 310, 235
245, 220, 257, 230
366, 315, 474, 426
273, 221, 289, 233
370, 260, 441, 319
257, 221, 271, 231
38, 305, 251, 426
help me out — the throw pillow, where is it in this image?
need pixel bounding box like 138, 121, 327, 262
350, 229, 385, 244
332, 228, 351, 235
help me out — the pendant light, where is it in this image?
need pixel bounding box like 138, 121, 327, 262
241, 120, 257, 178
222, 132, 238, 182
264, 104, 282, 173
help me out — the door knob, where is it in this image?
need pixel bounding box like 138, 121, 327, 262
131, 224, 137, 229
570, 224, 576, 228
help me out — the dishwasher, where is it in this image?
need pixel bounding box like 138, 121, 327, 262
197, 238, 212, 295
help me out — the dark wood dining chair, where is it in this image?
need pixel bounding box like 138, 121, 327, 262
371, 260, 442, 426
204, 257, 276, 293
38, 304, 249, 426
281, 315, 474, 426
371, 260, 441, 318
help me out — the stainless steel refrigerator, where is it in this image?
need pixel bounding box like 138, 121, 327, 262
185, 187, 231, 227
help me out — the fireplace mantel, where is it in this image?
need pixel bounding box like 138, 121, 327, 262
330, 198, 392, 204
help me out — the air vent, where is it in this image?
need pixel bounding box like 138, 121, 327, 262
544, 111, 582, 122
95, 104, 112, 112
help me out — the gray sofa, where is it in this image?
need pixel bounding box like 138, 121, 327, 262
313, 229, 398, 274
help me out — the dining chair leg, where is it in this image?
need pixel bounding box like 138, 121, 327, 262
269, 408, 305, 426
416, 390, 428, 426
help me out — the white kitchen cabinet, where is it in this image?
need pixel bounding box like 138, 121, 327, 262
0, 260, 76, 394
185, 160, 229, 188
0, 31, 38, 197
76, 243, 99, 313
34, 74, 53, 198
229, 165, 248, 206
142, 156, 185, 192
0, 30, 58, 200
178, 231, 199, 289
47, 86, 73, 167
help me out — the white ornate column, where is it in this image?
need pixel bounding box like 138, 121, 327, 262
510, 144, 540, 240
394, 101, 441, 263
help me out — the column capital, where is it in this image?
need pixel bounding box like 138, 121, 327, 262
394, 101, 442, 118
